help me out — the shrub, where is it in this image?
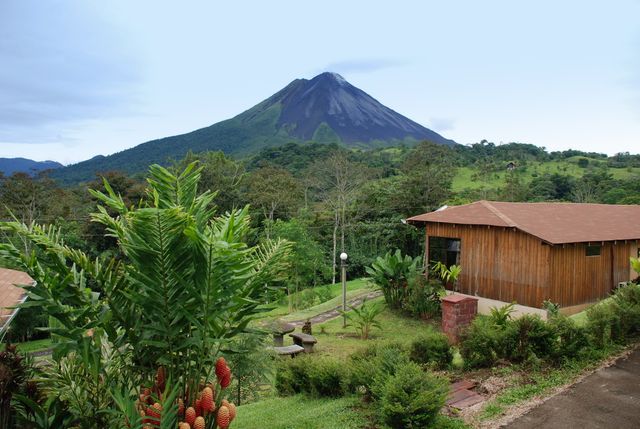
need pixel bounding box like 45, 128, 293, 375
299, 288, 318, 309
586, 300, 623, 347
315, 285, 335, 303
612, 283, 640, 336
275, 356, 310, 396
276, 356, 350, 398
547, 316, 589, 361
348, 342, 410, 398
504, 314, 556, 363
379, 361, 448, 429
404, 275, 444, 319
307, 357, 349, 397
586, 283, 640, 347
409, 330, 452, 369
459, 317, 508, 368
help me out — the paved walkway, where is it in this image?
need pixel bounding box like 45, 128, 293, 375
505, 347, 640, 428
288, 290, 382, 327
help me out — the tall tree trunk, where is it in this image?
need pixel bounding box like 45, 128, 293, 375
332, 209, 338, 285
340, 201, 346, 252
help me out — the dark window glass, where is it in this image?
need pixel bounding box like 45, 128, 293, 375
586, 245, 601, 257
429, 236, 461, 267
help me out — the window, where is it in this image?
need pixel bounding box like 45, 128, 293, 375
586, 245, 601, 257
429, 237, 461, 267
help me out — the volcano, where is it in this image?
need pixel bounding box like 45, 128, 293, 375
53, 72, 455, 183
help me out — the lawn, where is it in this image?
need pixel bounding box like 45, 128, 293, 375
234, 394, 469, 429
289, 296, 439, 359
1, 337, 51, 353
451, 160, 640, 192
234, 395, 370, 429
258, 278, 374, 320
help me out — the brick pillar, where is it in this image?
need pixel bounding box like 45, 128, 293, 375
441, 294, 478, 343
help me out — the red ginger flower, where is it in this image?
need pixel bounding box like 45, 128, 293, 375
217, 406, 230, 429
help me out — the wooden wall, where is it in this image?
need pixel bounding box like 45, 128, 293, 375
548, 241, 638, 307
425, 222, 639, 308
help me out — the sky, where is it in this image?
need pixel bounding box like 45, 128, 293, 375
1, 1, 639, 165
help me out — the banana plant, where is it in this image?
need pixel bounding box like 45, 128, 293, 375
366, 249, 421, 309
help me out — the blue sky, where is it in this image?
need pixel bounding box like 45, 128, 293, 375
1, 1, 639, 164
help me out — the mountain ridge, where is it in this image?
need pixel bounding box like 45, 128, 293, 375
0, 158, 63, 176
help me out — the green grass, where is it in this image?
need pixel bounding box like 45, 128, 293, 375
259, 278, 373, 320
1, 338, 52, 353
306, 296, 440, 359
452, 161, 640, 192
234, 395, 369, 429
570, 309, 589, 326
235, 394, 468, 429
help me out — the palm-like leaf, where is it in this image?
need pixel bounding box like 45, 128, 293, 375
0, 161, 291, 427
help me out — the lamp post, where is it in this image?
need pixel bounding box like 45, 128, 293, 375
340, 252, 348, 328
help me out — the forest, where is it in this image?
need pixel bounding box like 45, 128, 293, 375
2, 140, 640, 342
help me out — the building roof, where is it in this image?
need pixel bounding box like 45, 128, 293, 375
407, 200, 640, 244
0, 268, 35, 334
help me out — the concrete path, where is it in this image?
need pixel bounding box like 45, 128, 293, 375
288, 290, 382, 327
505, 347, 640, 428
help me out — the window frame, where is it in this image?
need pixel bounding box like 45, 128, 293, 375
586, 244, 601, 257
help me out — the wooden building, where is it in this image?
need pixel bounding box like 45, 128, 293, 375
0, 267, 35, 339
407, 201, 640, 312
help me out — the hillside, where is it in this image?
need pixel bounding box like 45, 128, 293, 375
0, 158, 63, 176
51, 72, 454, 184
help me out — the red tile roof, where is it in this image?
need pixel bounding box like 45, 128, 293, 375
0, 268, 35, 332
407, 200, 640, 244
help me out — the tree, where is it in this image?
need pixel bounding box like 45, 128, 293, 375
84, 171, 146, 256
0, 173, 65, 225
173, 151, 246, 213
308, 152, 369, 283
500, 170, 528, 201
246, 165, 302, 235
267, 218, 329, 292
396, 141, 456, 216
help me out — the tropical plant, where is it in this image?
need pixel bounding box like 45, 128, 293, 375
12, 395, 75, 429
225, 334, 275, 405
341, 299, 385, 339
0, 163, 291, 428
489, 303, 516, 327
0, 344, 28, 429
542, 300, 561, 318
404, 274, 445, 319
631, 257, 640, 280
366, 250, 421, 309
430, 261, 462, 285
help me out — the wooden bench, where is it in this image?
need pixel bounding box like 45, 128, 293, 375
289, 332, 317, 353
271, 345, 305, 358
